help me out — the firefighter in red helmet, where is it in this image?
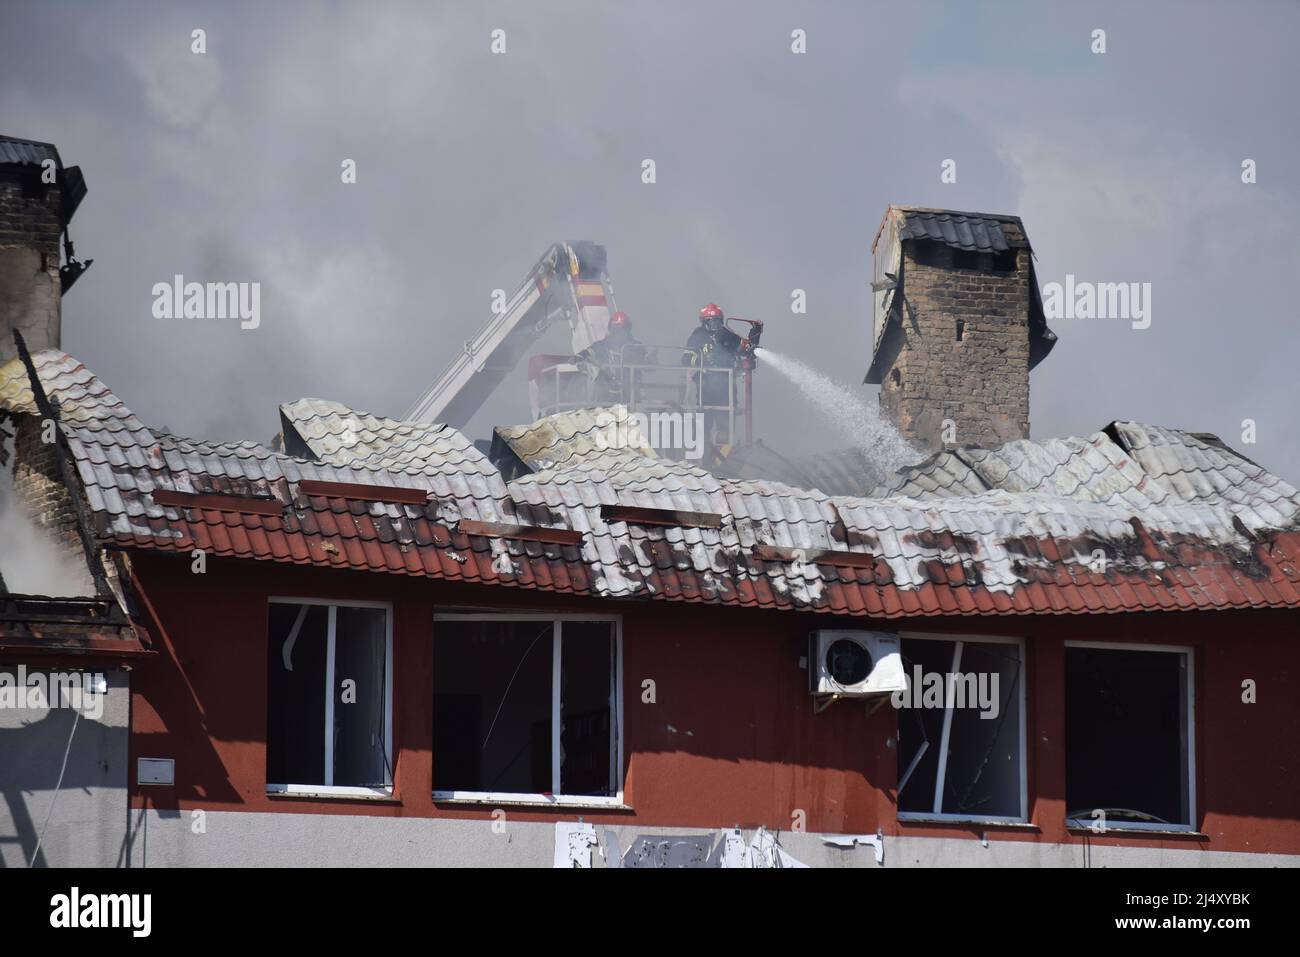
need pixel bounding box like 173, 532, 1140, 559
608, 310, 633, 337
605, 311, 645, 363
684, 304, 742, 368
581, 310, 646, 401
683, 303, 743, 439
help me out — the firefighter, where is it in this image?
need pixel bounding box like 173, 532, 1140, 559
683, 303, 743, 439
581, 311, 646, 402
684, 303, 742, 370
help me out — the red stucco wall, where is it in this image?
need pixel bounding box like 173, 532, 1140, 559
125, 550, 1300, 855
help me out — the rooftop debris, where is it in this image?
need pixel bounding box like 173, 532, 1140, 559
0, 594, 145, 656
2, 349, 1299, 619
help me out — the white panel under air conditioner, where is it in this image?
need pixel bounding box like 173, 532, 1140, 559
811, 630, 907, 697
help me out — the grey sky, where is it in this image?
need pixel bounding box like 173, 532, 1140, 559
2, 0, 1297, 481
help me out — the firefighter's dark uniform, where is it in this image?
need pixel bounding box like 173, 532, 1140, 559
683, 321, 742, 438
580, 330, 646, 402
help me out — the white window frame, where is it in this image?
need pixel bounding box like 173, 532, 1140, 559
432, 611, 625, 809
895, 631, 1029, 825
266, 597, 395, 800
1063, 640, 1196, 833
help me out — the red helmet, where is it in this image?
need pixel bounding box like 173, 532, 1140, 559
609, 310, 631, 332
699, 303, 723, 322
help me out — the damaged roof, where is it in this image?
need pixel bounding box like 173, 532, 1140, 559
0, 595, 148, 657
491, 406, 658, 479
280, 397, 497, 479
3, 350, 1300, 619
719, 442, 888, 499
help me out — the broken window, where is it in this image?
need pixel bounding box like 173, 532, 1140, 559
433, 616, 619, 800
266, 600, 392, 793
1065, 645, 1193, 830
896, 636, 1025, 821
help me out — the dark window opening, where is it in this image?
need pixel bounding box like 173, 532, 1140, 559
993, 249, 1018, 272
267, 604, 327, 786
433, 620, 552, 794
560, 621, 614, 796
956, 319, 965, 341
890, 368, 902, 389
433, 618, 617, 797
267, 601, 391, 789
896, 638, 1024, 820
951, 249, 982, 271
1065, 647, 1191, 828
333, 606, 389, 787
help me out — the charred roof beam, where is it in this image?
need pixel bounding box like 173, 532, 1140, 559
11, 330, 112, 598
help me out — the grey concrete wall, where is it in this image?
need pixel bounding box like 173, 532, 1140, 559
120, 810, 1300, 868
0, 666, 129, 867
888, 835, 1298, 868
0, 246, 61, 359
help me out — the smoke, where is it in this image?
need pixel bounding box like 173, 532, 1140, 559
755, 348, 921, 477
0, 433, 93, 597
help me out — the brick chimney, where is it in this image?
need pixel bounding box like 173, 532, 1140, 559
865, 206, 1055, 450
0, 135, 89, 365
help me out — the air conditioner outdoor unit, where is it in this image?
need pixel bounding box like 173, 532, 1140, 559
810, 630, 906, 698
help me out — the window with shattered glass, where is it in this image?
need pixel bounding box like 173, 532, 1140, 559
896, 636, 1025, 822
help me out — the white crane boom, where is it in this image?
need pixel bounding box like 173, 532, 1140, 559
404, 241, 617, 427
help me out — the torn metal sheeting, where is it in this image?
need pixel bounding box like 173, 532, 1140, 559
620, 835, 715, 869
281, 397, 501, 481
554, 822, 600, 868
580, 827, 811, 869
822, 832, 885, 864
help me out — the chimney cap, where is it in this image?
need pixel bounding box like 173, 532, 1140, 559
872, 205, 1031, 255
0, 134, 87, 224
865, 205, 1055, 385
0, 133, 63, 168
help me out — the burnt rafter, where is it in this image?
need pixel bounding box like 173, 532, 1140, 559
11, 330, 112, 598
